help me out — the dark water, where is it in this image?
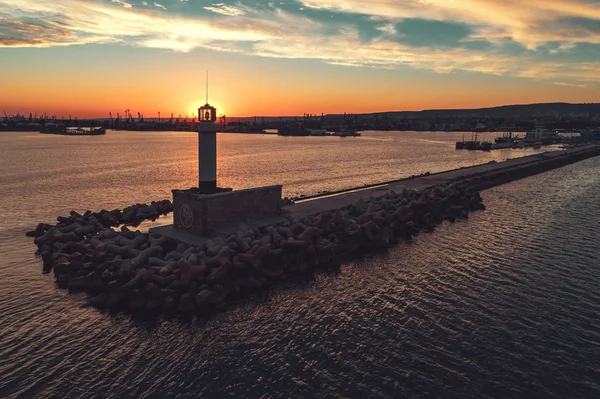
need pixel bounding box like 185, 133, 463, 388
1, 131, 599, 398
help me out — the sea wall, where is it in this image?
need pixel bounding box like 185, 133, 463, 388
458, 147, 600, 191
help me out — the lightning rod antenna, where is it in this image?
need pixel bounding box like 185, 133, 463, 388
205, 70, 208, 104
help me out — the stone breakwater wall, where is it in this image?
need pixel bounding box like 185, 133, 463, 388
456, 147, 600, 191
26, 200, 174, 239
26, 184, 484, 315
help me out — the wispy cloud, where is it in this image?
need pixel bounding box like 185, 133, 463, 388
111, 0, 132, 8
0, 0, 599, 85
301, 0, 600, 49
204, 3, 246, 16
554, 81, 588, 88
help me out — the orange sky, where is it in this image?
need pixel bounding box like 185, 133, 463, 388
1, 0, 599, 118
2, 48, 597, 118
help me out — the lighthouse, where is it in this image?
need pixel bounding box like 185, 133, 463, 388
152, 73, 283, 240
197, 102, 218, 193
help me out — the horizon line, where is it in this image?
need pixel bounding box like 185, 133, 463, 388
4, 101, 600, 120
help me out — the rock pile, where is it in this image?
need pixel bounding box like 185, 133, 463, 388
26, 200, 173, 239
27, 184, 484, 316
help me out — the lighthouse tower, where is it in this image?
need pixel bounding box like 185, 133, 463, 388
197, 102, 218, 193
154, 73, 283, 240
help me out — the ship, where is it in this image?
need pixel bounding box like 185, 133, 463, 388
456, 140, 479, 150
221, 125, 266, 134
40, 123, 67, 134
490, 132, 518, 149
42, 127, 106, 136
490, 141, 514, 150
456, 132, 480, 150
277, 124, 311, 136
525, 123, 558, 145
495, 132, 517, 144
332, 122, 361, 137
308, 128, 328, 136
478, 141, 492, 151
333, 129, 361, 137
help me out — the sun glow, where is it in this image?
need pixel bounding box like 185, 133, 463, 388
190, 102, 226, 120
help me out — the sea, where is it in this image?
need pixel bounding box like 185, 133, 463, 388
1, 130, 599, 398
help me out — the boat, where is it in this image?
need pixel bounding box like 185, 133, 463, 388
277, 124, 310, 136
333, 130, 361, 137
40, 123, 67, 134
456, 132, 480, 150
478, 142, 492, 151
495, 131, 518, 144
308, 129, 328, 136
221, 122, 266, 133
222, 126, 266, 134
456, 140, 480, 150
490, 141, 514, 150
62, 127, 106, 136
488, 132, 518, 149
332, 123, 361, 137
525, 123, 558, 145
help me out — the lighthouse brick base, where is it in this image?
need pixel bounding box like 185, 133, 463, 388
172, 185, 283, 235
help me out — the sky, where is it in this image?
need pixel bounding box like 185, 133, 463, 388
1, 0, 600, 117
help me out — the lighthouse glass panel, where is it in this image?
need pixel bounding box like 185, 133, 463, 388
199, 105, 217, 122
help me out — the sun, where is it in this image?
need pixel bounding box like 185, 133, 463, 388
189, 101, 226, 120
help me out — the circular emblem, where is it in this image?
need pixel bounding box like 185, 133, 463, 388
179, 204, 194, 229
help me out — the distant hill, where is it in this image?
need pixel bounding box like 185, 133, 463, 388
326, 103, 600, 119
226, 103, 600, 122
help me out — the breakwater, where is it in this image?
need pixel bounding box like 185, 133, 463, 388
26, 184, 484, 315
24, 144, 600, 317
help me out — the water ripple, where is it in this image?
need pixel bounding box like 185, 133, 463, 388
2, 135, 600, 397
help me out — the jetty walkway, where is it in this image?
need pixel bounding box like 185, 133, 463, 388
204, 144, 600, 239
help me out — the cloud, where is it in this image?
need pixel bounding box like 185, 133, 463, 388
554, 81, 588, 88
301, 0, 600, 49
204, 3, 246, 16
0, 0, 599, 86
0, 17, 117, 47
111, 0, 132, 8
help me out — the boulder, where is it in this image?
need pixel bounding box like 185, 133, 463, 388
177, 293, 194, 313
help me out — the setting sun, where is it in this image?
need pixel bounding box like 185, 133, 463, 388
190, 101, 226, 120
